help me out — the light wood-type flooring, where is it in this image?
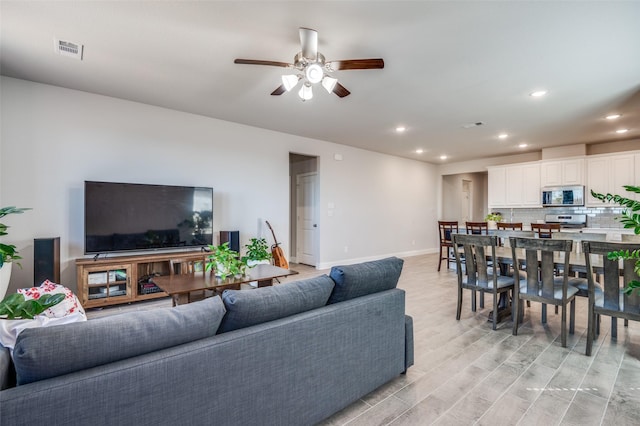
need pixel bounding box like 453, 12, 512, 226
87, 253, 640, 425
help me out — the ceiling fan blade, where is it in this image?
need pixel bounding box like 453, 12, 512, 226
328, 59, 385, 71
271, 84, 287, 96
234, 59, 292, 68
299, 27, 318, 60
332, 82, 351, 98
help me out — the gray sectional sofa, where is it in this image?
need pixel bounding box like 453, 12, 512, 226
0, 257, 413, 426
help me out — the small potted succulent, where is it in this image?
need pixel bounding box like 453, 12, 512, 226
484, 212, 502, 229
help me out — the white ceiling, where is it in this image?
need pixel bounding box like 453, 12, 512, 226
2, 1, 639, 164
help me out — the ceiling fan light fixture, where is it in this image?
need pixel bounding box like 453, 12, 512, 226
299, 83, 313, 101
321, 76, 338, 93
282, 74, 300, 91
305, 63, 323, 84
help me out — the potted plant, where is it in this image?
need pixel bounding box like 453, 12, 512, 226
484, 212, 502, 229
244, 237, 272, 268
0, 206, 31, 300
591, 185, 640, 294
205, 242, 246, 280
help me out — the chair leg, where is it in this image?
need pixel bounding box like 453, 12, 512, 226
471, 290, 476, 312
569, 299, 575, 334
512, 296, 520, 336
456, 285, 463, 321
624, 319, 629, 327
541, 304, 547, 324
596, 313, 601, 336
612, 317, 617, 338
560, 304, 567, 348
555, 305, 559, 315
492, 291, 499, 331
479, 290, 485, 309
438, 246, 443, 271
586, 304, 594, 356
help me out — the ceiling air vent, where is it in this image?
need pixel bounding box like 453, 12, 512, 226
54, 38, 83, 60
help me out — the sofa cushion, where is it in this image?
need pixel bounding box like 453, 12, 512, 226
218, 274, 335, 333
327, 257, 404, 304
12, 296, 225, 385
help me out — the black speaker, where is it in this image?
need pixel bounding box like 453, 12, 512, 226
219, 231, 240, 253
34, 237, 60, 284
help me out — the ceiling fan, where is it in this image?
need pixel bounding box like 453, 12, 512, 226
234, 27, 384, 101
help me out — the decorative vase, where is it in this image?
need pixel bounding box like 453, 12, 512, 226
0, 262, 13, 300
487, 220, 498, 230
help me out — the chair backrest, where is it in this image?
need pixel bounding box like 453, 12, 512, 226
497, 222, 523, 230
452, 234, 498, 289
493, 230, 534, 246
622, 233, 640, 242
466, 221, 488, 235
438, 221, 459, 244
510, 237, 573, 300
583, 241, 640, 315
531, 223, 561, 239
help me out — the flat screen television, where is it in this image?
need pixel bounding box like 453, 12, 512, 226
84, 181, 213, 254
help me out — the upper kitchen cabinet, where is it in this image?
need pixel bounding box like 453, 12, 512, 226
540, 158, 585, 187
488, 163, 541, 208
586, 153, 635, 205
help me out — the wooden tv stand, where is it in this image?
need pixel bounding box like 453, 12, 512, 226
76, 251, 208, 309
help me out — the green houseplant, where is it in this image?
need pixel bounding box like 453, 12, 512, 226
244, 237, 271, 266
0, 206, 31, 268
484, 212, 503, 223
1, 206, 31, 300
205, 242, 246, 280
591, 185, 640, 294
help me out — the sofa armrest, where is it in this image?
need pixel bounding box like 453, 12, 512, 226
404, 315, 414, 372
0, 346, 16, 390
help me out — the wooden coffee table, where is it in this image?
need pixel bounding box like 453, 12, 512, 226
152, 264, 298, 305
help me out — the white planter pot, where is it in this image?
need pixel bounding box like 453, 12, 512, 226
0, 262, 13, 300
487, 220, 498, 230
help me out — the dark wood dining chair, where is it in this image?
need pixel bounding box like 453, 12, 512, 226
583, 240, 640, 356
497, 222, 523, 230
453, 234, 515, 330
466, 221, 489, 235
530, 223, 561, 239
510, 237, 578, 348
438, 221, 459, 271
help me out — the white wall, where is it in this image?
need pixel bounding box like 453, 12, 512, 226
0, 77, 439, 293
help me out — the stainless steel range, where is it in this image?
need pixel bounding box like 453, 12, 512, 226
544, 213, 587, 229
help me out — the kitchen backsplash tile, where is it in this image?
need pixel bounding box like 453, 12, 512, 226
489, 206, 625, 228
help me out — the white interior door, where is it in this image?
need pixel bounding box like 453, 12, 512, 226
296, 172, 318, 266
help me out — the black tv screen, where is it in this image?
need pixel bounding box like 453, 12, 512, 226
84, 181, 213, 254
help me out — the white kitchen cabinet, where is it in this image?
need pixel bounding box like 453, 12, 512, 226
488, 163, 540, 208
488, 166, 507, 207
586, 154, 635, 205
540, 158, 584, 187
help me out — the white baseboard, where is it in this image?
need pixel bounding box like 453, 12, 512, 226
316, 248, 438, 270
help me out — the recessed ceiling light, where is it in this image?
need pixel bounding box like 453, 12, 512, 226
616, 129, 629, 134
518, 143, 528, 148
498, 133, 509, 139
606, 114, 621, 120
415, 149, 424, 154
439, 155, 448, 160
395, 126, 406, 133
529, 90, 547, 97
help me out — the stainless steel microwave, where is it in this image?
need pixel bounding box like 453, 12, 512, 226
541, 185, 585, 207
